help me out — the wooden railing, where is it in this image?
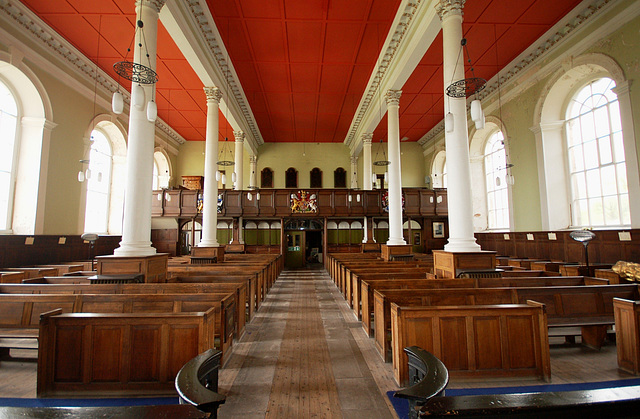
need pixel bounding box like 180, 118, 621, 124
152, 187, 448, 218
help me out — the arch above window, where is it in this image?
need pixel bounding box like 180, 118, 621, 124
153, 148, 172, 190
261, 167, 273, 188
334, 167, 347, 188
285, 167, 298, 188
310, 167, 322, 188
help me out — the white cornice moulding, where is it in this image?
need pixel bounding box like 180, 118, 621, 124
0, 0, 185, 149
418, 0, 631, 149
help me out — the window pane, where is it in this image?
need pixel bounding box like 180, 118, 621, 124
0, 83, 17, 115
573, 199, 588, 227
594, 106, 610, 138
616, 163, 628, 194
600, 165, 617, 196
0, 113, 17, 171
580, 112, 596, 142
567, 119, 581, 146
569, 145, 584, 172
598, 136, 612, 165
572, 172, 587, 199
612, 132, 625, 162
603, 195, 620, 226
583, 141, 598, 170
585, 169, 601, 198
620, 194, 631, 225
588, 198, 604, 226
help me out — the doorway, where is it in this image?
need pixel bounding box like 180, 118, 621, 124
284, 219, 324, 269
285, 231, 304, 269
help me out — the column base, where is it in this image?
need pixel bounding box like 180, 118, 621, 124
433, 250, 496, 279
386, 237, 407, 246
192, 246, 225, 263
381, 244, 413, 261
198, 239, 220, 248
226, 243, 245, 254
444, 237, 481, 253
362, 243, 381, 253
113, 241, 157, 257
96, 253, 168, 283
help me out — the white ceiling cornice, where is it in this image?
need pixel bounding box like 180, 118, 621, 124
344, 0, 442, 157
0, 0, 186, 148
418, 0, 624, 149
161, 0, 263, 156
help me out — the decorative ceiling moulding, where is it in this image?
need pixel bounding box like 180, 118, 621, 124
418, 0, 618, 151
0, 0, 186, 147
345, 0, 435, 156
169, 0, 263, 154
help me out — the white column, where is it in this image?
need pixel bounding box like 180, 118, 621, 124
362, 133, 373, 190
198, 86, 222, 248
350, 156, 358, 189
249, 155, 257, 189
362, 217, 368, 243
114, 0, 165, 256
234, 131, 244, 191
437, 0, 480, 252
385, 90, 406, 246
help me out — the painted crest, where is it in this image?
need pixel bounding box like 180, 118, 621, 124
197, 193, 203, 213
382, 191, 404, 213
217, 193, 223, 214
290, 190, 317, 213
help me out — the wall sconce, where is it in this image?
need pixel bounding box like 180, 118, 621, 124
247, 192, 252, 201
215, 171, 221, 182
157, 192, 162, 201
165, 193, 172, 202
256, 192, 260, 201
356, 194, 361, 203
232, 172, 237, 183
348, 194, 352, 203
77, 159, 90, 182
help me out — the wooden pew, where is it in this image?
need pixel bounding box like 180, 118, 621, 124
391, 301, 550, 385
374, 288, 519, 361
0, 405, 208, 418
38, 310, 217, 397
358, 276, 607, 336
4, 267, 58, 279
0, 271, 25, 283
0, 292, 235, 363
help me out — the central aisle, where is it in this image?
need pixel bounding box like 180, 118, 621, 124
218, 266, 397, 418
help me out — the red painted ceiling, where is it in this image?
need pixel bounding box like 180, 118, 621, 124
22, 0, 582, 144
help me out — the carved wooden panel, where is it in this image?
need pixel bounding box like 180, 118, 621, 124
333, 191, 348, 216
53, 326, 83, 383
506, 316, 536, 369
404, 189, 420, 216
130, 326, 161, 382
473, 316, 502, 370
257, 190, 275, 216
91, 327, 123, 382
317, 190, 333, 215
439, 317, 468, 370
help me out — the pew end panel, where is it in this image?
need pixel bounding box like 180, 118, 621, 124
613, 297, 640, 375
390, 302, 551, 386
37, 311, 213, 398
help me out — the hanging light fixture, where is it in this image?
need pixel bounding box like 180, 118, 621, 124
217, 137, 235, 166
112, 17, 159, 115
217, 19, 235, 168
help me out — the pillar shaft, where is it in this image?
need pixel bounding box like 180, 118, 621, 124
362, 134, 373, 190
437, 0, 480, 252
385, 90, 406, 246
234, 131, 244, 191
249, 155, 257, 189
350, 156, 358, 189
198, 87, 222, 248
114, 0, 164, 256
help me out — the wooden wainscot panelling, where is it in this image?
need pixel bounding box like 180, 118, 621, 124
403, 189, 420, 217
242, 192, 259, 216
349, 191, 364, 216
274, 190, 291, 216
390, 302, 550, 386
223, 191, 243, 217
364, 191, 382, 216
152, 190, 164, 216
180, 190, 199, 217
163, 190, 182, 217
317, 190, 333, 215
257, 190, 275, 216
333, 190, 349, 216
434, 189, 448, 216
420, 189, 436, 216
151, 229, 178, 257
613, 298, 640, 375
433, 250, 496, 279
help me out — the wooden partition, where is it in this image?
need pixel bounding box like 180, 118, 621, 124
38, 311, 213, 397
613, 298, 640, 375
390, 302, 550, 386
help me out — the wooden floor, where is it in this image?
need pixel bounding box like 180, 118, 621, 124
1, 265, 639, 418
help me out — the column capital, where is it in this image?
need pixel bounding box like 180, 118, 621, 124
385, 90, 402, 107
612, 80, 632, 97
204, 86, 222, 103
435, 0, 465, 20
137, 0, 166, 13
249, 155, 258, 164
350, 156, 358, 164
362, 133, 374, 145
233, 130, 245, 143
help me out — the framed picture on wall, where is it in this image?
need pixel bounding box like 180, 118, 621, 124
433, 221, 445, 238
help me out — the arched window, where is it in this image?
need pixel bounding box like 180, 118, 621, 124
484, 131, 510, 229
310, 167, 322, 188
0, 80, 18, 231
153, 150, 171, 190
566, 78, 629, 227
334, 167, 347, 188
431, 150, 447, 188
84, 129, 113, 233
285, 167, 298, 188
261, 167, 273, 188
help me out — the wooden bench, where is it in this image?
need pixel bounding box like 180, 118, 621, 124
0, 292, 235, 363
613, 298, 640, 374
0, 405, 208, 418
0, 271, 26, 283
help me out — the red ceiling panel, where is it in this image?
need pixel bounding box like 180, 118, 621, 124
23, 0, 583, 144
286, 21, 324, 63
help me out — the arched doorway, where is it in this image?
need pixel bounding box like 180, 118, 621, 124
284, 219, 323, 269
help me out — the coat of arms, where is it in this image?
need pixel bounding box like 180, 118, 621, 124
290, 190, 317, 213
382, 191, 404, 213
